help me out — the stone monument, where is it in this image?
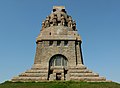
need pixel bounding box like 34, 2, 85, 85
12, 6, 106, 82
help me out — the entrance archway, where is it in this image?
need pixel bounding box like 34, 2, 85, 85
50, 55, 67, 67
48, 54, 68, 81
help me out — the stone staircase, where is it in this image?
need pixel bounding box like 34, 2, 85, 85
12, 65, 106, 82
69, 65, 106, 82
11, 67, 48, 82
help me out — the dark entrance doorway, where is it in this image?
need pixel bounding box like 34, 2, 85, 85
56, 73, 61, 80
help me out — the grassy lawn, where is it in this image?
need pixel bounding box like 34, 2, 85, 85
0, 81, 120, 88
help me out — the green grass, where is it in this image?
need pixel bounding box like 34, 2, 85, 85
0, 81, 120, 88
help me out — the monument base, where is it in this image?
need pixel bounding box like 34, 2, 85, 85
11, 64, 106, 82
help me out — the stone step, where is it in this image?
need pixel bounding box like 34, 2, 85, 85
70, 73, 99, 77
26, 69, 48, 73
12, 77, 48, 82
69, 66, 87, 70
69, 69, 92, 73
70, 77, 106, 82
31, 67, 48, 70
19, 73, 48, 77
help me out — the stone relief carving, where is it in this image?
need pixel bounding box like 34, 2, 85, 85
52, 14, 57, 26
42, 20, 45, 28
68, 16, 73, 28
72, 20, 76, 31
61, 14, 66, 26
44, 16, 50, 28
41, 12, 77, 31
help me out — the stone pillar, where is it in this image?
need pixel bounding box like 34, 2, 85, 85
66, 71, 70, 81
34, 41, 42, 64
49, 74, 54, 81
61, 73, 64, 80
76, 41, 83, 65
53, 73, 56, 80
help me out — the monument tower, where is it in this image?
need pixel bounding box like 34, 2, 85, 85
12, 6, 106, 82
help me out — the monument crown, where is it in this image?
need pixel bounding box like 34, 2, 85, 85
41, 6, 76, 31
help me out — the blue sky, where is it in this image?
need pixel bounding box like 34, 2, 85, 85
0, 0, 120, 83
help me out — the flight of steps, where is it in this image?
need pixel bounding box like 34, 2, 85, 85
69, 65, 106, 82
12, 65, 107, 82
11, 67, 48, 82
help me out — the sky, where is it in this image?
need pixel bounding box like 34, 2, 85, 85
0, 0, 120, 83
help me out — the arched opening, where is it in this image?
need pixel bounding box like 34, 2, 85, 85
48, 54, 68, 81
50, 55, 67, 67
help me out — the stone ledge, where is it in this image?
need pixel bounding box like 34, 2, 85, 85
26, 70, 48, 73
70, 77, 106, 82
12, 77, 48, 82
69, 69, 92, 73
19, 73, 48, 77
70, 73, 99, 77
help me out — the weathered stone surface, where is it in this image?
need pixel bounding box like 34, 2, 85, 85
11, 6, 107, 82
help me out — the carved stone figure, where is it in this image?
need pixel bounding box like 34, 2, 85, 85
44, 20, 50, 28
72, 20, 76, 30
52, 14, 57, 26
57, 13, 62, 22
68, 20, 72, 28
46, 16, 50, 20
41, 20, 45, 30
68, 16, 73, 28
44, 16, 50, 28
61, 15, 66, 26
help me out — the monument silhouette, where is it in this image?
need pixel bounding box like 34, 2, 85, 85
12, 6, 107, 82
